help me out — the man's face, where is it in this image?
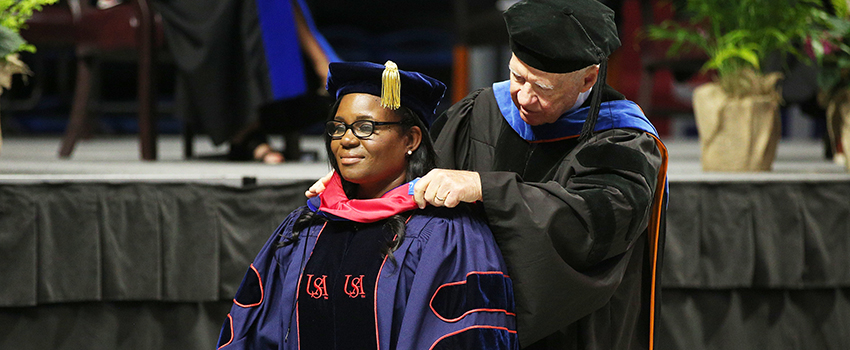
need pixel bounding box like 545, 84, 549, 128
508, 55, 597, 126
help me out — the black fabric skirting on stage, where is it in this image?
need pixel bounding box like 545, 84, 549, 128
1, 180, 849, 349
660, 181, 850, 350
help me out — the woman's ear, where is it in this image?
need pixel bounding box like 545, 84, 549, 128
405, 125, 423, 154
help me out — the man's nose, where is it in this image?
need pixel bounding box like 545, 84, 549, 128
517, 83, 536, 106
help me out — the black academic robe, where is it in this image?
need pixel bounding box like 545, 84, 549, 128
152, 0, 338, 145
431, 83, 667, 349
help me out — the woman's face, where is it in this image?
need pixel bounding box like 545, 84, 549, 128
331, 93, 421, 199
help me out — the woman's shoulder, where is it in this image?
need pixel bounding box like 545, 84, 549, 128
278, 205, 317, 227
403, 205, 507, 269
409, 203, 476, 222
269, 206, 323, 242
406, 204, 490, 240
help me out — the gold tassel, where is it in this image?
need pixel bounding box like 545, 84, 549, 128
381, 60, 401, 110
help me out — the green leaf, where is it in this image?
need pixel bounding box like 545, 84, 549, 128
811, 39, 825, 61
763, 28, 790, 45
836, 55, 850, 68
819, 68, 841, 91
707, 45, 761, 71
838, 42, 850, 55
0, 25, 25, 57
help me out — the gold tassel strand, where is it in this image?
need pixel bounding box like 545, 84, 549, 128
381, 60, 401, 110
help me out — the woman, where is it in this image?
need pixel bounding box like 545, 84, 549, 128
216, 61, 518, 349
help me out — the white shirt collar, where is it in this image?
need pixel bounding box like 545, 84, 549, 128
567, 86, 593, 113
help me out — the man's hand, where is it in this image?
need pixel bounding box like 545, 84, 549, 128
413, 169, 482, 209
305, 171, 334, 198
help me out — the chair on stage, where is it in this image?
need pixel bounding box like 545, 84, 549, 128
29, 0, 165, 160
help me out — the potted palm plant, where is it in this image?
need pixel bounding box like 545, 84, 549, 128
0, 0, 57, 154
647, 0, 830, 171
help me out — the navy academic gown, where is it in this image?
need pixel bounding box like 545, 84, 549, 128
431, 81, 669, 349
217, 175, 519, 349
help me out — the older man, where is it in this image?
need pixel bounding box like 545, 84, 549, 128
413, 0, 669, 348
307, 0, 668, 347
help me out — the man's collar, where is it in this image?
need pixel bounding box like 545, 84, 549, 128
567, 86, 592, 113
492, 80, 656, 142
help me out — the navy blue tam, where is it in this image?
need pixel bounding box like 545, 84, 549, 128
326, 61, 447, 127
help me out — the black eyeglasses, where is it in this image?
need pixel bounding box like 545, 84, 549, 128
325, 120, 402, 139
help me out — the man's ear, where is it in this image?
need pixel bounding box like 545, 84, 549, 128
580, 66, 599, 93
406, 125, 423, 154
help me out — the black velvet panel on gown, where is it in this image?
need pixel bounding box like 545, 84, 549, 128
298, 221, 390, 350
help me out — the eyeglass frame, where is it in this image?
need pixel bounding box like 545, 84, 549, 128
325, 120, 403, 139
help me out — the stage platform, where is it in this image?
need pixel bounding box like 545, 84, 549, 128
0, 135, 335, 186
1, 134, 848, 182
1, 135, 849, 350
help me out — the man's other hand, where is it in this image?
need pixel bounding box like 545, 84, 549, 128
305, 171, 334, 198
413, 169, 482, 209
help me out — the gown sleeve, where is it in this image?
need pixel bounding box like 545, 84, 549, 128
216, 209, 308, 350
433, 91, 664, 345
393, 207, 519, 350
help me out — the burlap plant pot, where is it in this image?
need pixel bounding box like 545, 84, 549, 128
692, 72, 783, 172
825, 89, 850, 172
